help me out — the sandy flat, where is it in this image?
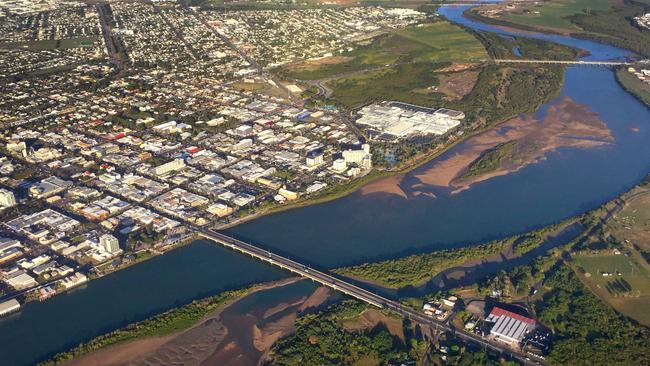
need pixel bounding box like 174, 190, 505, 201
415, 96, 613, 192
61, 278, 305, 366
63, 334, 176, 366
359, 174, 408, 199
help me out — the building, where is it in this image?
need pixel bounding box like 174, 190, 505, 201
4, 271, 37, 290
0, 299, 20, 317
356, 102, 463, 141
332, 158, 347, 173
207, 203, 234, 217
59, 272, 88, 290
486, 307, 536, 346
233, 124, 254, 137
0, 238, 23, 264
29, 176, 73, 198
278, 188, 299, 200
342, 144, 372, 170
306, 149, 324, 168
6, 141, 26, 157
99, 234, 121, 254
0, 188, 16, 208
155, 159, 186, 176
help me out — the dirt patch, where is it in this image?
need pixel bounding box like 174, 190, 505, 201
287, 56, 353, 72
263, 299, 304, 319
437, 70, 480, 101
436, 63, 480, 73
414, 96, 613, 193
341, 308, 405, 342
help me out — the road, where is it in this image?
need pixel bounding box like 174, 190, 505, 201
199, 228, 546, 366
185, 6, 296, 102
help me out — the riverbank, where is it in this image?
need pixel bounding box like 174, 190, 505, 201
464, 2, 650, 58
1, 232, 199, 306
40, 277, 307, 366
616, 68, 650, 108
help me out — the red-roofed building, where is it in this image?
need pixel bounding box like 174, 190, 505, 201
486, 307, 536, 346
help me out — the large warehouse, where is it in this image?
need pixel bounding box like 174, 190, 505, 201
355, 101, 464, 141
486, 307, 536, 346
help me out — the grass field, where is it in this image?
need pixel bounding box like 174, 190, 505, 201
0, 37, 98, 51
500, 0, 614, 31
328, 62, 444, 108
282, 20, 487, 80
573, 253, 650, 325
609, 186, 650, 252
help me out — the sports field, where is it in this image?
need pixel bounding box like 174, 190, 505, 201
574, 252, 650, 325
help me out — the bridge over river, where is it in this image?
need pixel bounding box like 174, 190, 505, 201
199, 228, 546, 366
492, 58, 637, 67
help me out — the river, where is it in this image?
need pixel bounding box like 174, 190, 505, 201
2, 4, 650, 366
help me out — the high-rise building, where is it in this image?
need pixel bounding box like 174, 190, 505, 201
342, 144, 372, 170
0, 188, 16, 208
99, 234, 121, 254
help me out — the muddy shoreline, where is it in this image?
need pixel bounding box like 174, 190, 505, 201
60, 277, 331, 366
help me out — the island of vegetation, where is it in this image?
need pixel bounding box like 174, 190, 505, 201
459, 141, 519, 179
334, 221, 573, 289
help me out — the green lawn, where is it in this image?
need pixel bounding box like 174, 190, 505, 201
393, 21, 487, 63
501, 0, 614, 30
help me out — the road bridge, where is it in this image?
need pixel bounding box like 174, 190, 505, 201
493, 59, 632, 66
199, 229, 546, 366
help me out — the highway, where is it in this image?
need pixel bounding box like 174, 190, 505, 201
199, 228, 546, 366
